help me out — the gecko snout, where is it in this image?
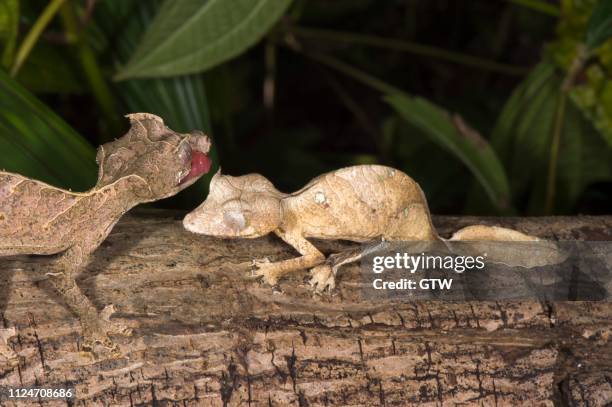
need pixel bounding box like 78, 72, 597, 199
182, 212, 200, 233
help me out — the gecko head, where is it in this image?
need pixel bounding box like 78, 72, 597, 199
95, 113, 212, 200
183, 171, 283, 238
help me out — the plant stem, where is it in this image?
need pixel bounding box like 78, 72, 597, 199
505, 0, 560, 16
59, 0, 120, 141
544, 91, 567, 214
297, 49, 406, 96
562, 44, 589, 92
545, 43, 587, 214
10, 0, 67, 76
291, 26, 530, 76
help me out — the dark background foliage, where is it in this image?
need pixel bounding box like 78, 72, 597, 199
1, 0, 611, 215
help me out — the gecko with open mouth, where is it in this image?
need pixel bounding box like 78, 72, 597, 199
1, 113, 212, 356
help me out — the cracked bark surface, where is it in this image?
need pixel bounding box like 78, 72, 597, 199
0, 210, 611, 406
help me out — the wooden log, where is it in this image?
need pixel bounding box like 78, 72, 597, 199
0, 211, 611, 406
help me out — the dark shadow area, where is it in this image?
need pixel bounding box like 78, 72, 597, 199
0, 260, 16, 326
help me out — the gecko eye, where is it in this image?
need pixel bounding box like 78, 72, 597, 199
223, 210, 247, 233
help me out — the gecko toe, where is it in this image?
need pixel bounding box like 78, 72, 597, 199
249, 259, 282, 286
309, 265, 336, 293
251, 257, 271, 267
253, 269, 280, 286
81, 336, 124, 360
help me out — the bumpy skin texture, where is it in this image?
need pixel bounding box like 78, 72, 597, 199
0, 113, 211, 356
183, 165, 543, 292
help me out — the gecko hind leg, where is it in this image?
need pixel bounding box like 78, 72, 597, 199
310, 241, 395, 293
309, 248, 367, 293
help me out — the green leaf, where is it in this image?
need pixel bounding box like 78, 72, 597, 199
491, 62, 556, 161
553, 98, 612, 212
0, 0, 19, 68
488, 60, 612, 214
490, 62, 561, 213
101, 1, 213, 130
385, 93, 511, 210
0, 68, 97, 191
506, 68, 558, 194
115, 0, 293, 80
548, 1, 612, 148
586, 0, 612, 49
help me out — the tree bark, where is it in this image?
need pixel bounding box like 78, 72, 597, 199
0, 210, 611, 406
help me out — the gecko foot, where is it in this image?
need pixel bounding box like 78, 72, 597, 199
309, 264, 336, 293
81, 305, 132, 359
250, 258, 283, 286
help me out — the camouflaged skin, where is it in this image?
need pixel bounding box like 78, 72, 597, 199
0, 113, 211, 357
184, 165, 544, 291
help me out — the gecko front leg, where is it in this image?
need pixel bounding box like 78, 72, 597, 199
48, 246, 131, 356
252, 229, 325, 286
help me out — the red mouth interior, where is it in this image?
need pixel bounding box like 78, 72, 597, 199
180, 150, 212, 184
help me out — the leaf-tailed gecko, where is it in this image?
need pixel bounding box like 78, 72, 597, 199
0, 113, 212, 355
183, 165, 555, 292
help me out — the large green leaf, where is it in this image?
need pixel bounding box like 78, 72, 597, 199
506, 69, 558, 194
385, 93, 511, 210
586, 0, 612, 49
115, 0, 292, 80
488, 61, 612, 214
491, 62, 556, 161
0, 68, 97, 190
101, 2, 212, 130
558, 100, 612, 213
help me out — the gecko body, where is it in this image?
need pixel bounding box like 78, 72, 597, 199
1, 113, 212, 355
184, 165, 544, 291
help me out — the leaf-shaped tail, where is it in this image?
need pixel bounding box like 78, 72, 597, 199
447, 225, 567, 268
